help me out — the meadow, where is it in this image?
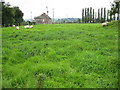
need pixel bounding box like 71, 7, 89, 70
2, 21, 118, 88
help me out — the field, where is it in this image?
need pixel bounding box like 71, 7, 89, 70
2, 21, 118, 88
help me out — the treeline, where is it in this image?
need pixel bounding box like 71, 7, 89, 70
82, 7, 108, 23
2, 2, 24, 27
82, 1, 119, 23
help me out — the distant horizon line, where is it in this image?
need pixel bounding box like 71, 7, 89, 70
24, 17, 82, 20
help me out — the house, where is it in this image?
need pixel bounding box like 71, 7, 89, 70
34, 13, 52, 24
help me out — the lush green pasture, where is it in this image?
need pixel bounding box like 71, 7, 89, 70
2, 21, 118, 88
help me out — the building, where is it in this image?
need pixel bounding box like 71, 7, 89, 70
34, 13, 52, 24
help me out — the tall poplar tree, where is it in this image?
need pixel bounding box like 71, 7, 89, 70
101, 8, 103, 23
85, 8, 87, 23
90, 7, 92, 23
98, 9, 100, 23
82, 8, 84, 23
87, 8, 89, 23
104, 8, 106, 22
107, 10, 110, 21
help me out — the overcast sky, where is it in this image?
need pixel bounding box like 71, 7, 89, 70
5, 0, 114, 19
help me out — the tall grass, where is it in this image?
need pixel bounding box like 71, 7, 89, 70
2, 21, 118, 88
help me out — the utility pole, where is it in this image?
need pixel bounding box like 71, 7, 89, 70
53, 8, 54, 24
46, 6, 49, 15
46, 6, 49, 24
31, 11, 32, 20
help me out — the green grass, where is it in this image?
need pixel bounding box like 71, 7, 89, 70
2, 21, 118, 88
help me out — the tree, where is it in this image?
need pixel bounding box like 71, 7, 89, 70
107, 10, 110, 21
87, 8, 89, 23
82, 8, 84, 23
85, 8, 87, 23
62, 20, 65, 23
93, 9, 94, 23
101, 8, 103, 23
110, 10, 113, 21
2, 1, 24, 27
110, 0, 119, 20
78, 18, 81, 23
88, 8, 90, 21
104, 8, 106, 22
2, 4, 15, 26
90, 7, 92, 23
14, 7, 24, 25
111, 4, 116, 20
98, 8, 100, 23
